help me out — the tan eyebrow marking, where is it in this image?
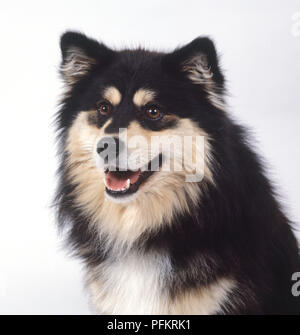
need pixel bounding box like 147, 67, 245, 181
103, 86, 122, 106
133, 88, 156, 107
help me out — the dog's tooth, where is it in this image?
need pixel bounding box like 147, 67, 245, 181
103, 177, 108, 188
126, 179, 130, 189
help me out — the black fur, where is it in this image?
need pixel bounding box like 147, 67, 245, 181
55, 31, 300, 314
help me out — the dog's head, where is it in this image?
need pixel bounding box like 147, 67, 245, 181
57, 32, 225, 244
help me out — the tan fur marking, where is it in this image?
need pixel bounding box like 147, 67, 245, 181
133, 88, 156, 107
65, 113, 107, 221
169, 278, 236, 314
103, 86, 122, 106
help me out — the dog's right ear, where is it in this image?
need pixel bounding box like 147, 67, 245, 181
60, 31, 116, 86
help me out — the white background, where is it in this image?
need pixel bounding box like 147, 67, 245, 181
0, 0, 299, 314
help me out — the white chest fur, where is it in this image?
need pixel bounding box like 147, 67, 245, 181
86, 251, 235, 315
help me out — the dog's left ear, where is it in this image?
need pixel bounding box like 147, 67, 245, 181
163, 37, 224, 87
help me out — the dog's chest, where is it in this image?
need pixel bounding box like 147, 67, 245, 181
87, 251, 235, 315
87, 252, 171, 314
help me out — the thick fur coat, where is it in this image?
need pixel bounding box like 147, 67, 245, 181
55, 31, 300, 314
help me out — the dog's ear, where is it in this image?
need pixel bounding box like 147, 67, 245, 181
163, 37, 224, 87
60, 31, 115, 86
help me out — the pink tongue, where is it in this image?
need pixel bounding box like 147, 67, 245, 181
105, 170, 141, 190
106, 174, 127, 190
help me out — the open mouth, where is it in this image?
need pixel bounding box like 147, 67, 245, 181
103, 154, 162, 198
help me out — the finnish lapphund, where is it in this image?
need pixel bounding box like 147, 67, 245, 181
55, 31, 300, 314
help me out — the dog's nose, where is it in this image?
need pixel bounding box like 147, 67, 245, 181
97, 137, 123, 162
97, 141, 110, 155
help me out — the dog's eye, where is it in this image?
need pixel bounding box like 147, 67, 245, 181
145, 106, 162, 120
97, 102, 112, 116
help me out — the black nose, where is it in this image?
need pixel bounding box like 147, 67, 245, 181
97, 141, 109, 155
97, 137, 122, 162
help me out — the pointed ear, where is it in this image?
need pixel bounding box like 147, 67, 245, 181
163, 37, 224, 87
60, 31, 115, 86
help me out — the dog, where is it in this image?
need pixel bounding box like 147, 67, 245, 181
55, 31, 300, 314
